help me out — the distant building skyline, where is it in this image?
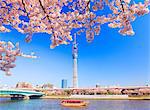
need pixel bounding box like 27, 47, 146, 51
16, 82, 32, 88
61, 79, 67, 88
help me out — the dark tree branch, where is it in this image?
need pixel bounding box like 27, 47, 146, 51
120, 0, 125, 12
38, 0, 56, 36
38, 0, 66, 40
38, 0, 51, 22
22, 0, 29, 18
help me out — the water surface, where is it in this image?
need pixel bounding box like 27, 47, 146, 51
0, 98, 150, 110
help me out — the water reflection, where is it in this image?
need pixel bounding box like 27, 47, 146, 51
0, 98, 150, 110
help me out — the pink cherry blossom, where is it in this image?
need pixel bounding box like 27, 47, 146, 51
0, 40, 37, 75
0, 0, 149, 48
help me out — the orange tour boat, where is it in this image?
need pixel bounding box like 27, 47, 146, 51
61, 100, 89, 107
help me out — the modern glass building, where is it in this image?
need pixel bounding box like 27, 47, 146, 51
61, 79, 67, 88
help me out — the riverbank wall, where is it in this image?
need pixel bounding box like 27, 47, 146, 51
1, 94, 150, 100
41, 95, 150, 100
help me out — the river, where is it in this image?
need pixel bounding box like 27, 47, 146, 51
0, 98, 150, 110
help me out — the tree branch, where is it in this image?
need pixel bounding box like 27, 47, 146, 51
120, 0, 125, 12
22, 0, 29, 18
38, 0, 51, 22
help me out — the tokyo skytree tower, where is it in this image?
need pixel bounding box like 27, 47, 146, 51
72, 34, 78, 88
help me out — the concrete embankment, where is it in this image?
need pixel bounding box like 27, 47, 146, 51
41, 95, 150, 100
70, 95, 129, 100
0, 95, 10, 98
1, 95, 150, 100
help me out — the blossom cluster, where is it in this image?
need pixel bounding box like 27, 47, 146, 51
0, 0, 149, 48
0, 40, 37, 76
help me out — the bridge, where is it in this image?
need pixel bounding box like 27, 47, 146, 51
0, 89, 44, 100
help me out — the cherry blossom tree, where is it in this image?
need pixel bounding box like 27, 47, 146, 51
0, 0, 149, 48
139, 88, 150, 95
0, 41, 37, 76
0, 0, 149, 75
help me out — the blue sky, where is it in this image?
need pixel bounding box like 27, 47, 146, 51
0, 1, 150, 88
